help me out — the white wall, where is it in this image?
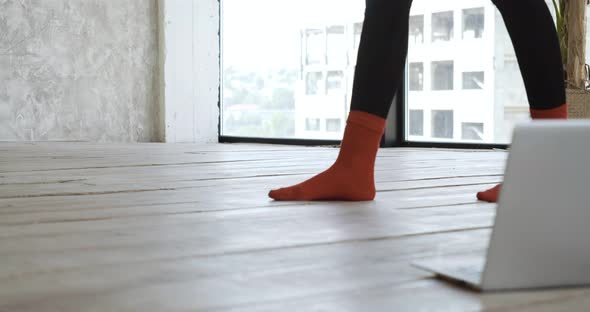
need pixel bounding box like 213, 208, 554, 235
0, 0, 161, 142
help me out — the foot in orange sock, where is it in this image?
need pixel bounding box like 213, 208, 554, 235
269, 111, 385, 201
476, 103, 568, 203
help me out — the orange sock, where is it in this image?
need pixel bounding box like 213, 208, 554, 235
477, 103, 568, 203
269, 111, 385, 201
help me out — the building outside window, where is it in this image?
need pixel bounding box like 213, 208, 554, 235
294, 19, 363, 140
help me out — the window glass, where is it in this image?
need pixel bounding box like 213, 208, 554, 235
409, 110, 424, 136
410, 15, 425, 44
463, 8, 485, 39
462, 71, 485, 90
432, 110, 454, 139
326, 118, 342, 132
431, 61, 454, 91
432, 11, 454, 42
410, 62, 424, 91
306, 29, 325, 65
327, 71, 345, 94
462, 122, 484, 140
306, 72, 324, 95
306, 118, 321, 131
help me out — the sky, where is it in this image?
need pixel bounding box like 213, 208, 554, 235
221, 0, 365, 71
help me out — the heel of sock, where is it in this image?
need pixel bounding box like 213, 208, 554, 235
530, 103, 568, 119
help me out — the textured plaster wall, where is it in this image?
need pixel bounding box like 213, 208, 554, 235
0, 0, 160, 142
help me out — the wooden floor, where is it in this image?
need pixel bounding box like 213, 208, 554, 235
1, 143, 588, 311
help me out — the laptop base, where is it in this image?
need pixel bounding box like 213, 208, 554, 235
412, 254, 486, 291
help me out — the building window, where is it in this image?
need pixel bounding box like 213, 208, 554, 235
432, 110, 454, 138
409, 62, 424, 91
409, 15, 424, 44
306, 118, 321, 131
463, 8, 485, 39
432, 61, 454, 90
305, 29, 324, 65
432, 11, 454, 42
463, 71, 485, 89
327, 71, 345, 94
462, 122, 484, 140
326, 118, 342, 132
327, 25, 346, 65
409, 110, 424, 136
306, 72, 324, 95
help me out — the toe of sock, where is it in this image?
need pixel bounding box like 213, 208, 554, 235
476, 191, 494, 202
477, 184, 501, 203
268, 189, 282, 200
269, 188, 295, 201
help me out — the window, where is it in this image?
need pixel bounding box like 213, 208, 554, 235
462, 123, 484, 140
432, 61, 454, 90
326, 118, 342, 132
409, 62, 424, 91
432, 110, 454, 138
409, 15, 424, 44
409, 110, 424, 136
306, 29, 324, 65
462, 71, 484, 89
463, 8, 485, 39
306, 72, 324, 95
306, 118, 321, 131
327, 26, 347, 65
221, 1, 524, 143
327, 71, 345, 94
432, 11, 454, 42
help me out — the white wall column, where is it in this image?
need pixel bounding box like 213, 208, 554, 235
160, 0, 220, 143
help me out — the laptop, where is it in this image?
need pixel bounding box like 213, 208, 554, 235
413, 120, 590, 291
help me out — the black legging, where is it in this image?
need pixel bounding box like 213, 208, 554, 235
351, 0, 566, 118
